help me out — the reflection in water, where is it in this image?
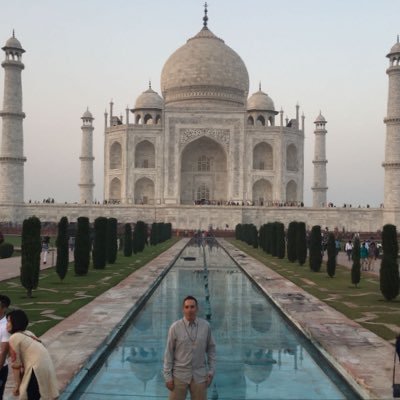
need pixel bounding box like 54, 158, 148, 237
76, 238, 352, 399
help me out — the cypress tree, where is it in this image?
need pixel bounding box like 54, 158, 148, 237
107, 217, 118, 264
265, 223, 272, 254
309, 225, 322, 272
74, 216, 90, 276
296, 222, 307, 266
20, 216, 41, 298
252, 225, 258, 248
259, 224, 265, 252
351, 237, 361, 287
166, 223, 172, 239
380, 224, 399, 300
287, 221, 297, 262
327, 232, 336, 278
123, 223, 133, 256
150, 222, 156, 245
134, 221, 147, 253
92, 217, 107, 269
276, 222, 285, 259
235, 224, 241, 240
55, 216, 69, 280
270, 222, 277, 257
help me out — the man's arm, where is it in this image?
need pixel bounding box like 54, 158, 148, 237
163, 324, 176, 383
206, 326, 216, 378
0, 342, 8, 369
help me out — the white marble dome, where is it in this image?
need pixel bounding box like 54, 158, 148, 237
82, 109, 93, 119
2, 34, 24, 52
134, 87, 163, 110
388, 40, 400, 55
247, 89, 275, 111
161, 27, 249, 107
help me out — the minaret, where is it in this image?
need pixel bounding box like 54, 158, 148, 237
383, 37, 400, 210
0, 32, 26, 203
79, 109, 95, 204
312, 112, 328, 208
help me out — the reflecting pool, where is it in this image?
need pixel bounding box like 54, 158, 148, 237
68, 239, 359, 399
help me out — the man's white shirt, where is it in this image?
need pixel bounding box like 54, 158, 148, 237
0, 316, 9, 366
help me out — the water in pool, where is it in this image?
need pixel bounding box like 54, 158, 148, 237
70, 239, 358, 399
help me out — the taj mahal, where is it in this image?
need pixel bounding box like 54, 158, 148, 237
1, 6, 400, 231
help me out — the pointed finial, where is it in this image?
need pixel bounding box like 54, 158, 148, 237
86, 106, 89, 112
203, 2, 208, 28
397, 34, 399, 43
149, 80, 151, 90
12, 29, 15, 38
259, 81, 261, 91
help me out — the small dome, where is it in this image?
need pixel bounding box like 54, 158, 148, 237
82, 108, 93, 119
134, 86, 163, 110
387, 37, 400, 56
314, 112, 326, 123
247, 89, 275, 111
2, 33, 24, 53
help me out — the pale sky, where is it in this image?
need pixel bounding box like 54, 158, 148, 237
0, 0, 398, 206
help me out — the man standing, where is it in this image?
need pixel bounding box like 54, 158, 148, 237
0, 295, 10, 399
163, 295, 216, 400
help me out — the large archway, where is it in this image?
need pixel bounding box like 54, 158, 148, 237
252, 179, 272, 205
286, 180, 297, 202
253, 142, 273, 170
135, 140, 155, 168
135, 177, 155, 204
180, 136, 227, 204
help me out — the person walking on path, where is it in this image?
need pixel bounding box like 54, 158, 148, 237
360, 242, 369, 271
367, 241, 377, 271
345, 240, 353, 261
7, 309, 59, 400
0, 295, 10, 399
163, 295, 216, 400
41, 237, 49, 265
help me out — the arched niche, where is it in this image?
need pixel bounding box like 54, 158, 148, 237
286, 180, 297, 202
110, 142, 122, 169
253, 142, 273, 170
286, 144, 298, 171
135, 140, 155, 168
252, 179, 272, 205
110, 177, 121, 200
134, 177, 155, 204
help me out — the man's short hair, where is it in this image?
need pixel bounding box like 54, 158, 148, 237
182, 295, 198, 307
0, 295, 10, 308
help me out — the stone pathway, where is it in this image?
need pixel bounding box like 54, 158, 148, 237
0, 249, 74, 282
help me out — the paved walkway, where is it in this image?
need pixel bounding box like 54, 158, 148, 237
328, 251, 380, 277
0, 249, 73, 282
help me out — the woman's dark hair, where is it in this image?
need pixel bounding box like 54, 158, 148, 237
7, 309, 28, 333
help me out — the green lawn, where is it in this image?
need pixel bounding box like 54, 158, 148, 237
0, 237, 179, 336
227, 239, 400, 341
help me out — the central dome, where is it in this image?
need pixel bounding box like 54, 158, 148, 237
161, 26, 249, 107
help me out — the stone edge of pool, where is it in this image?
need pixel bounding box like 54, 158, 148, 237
220, 239, 394, 400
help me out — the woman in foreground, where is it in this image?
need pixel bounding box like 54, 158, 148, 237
7, 309, 59, 400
